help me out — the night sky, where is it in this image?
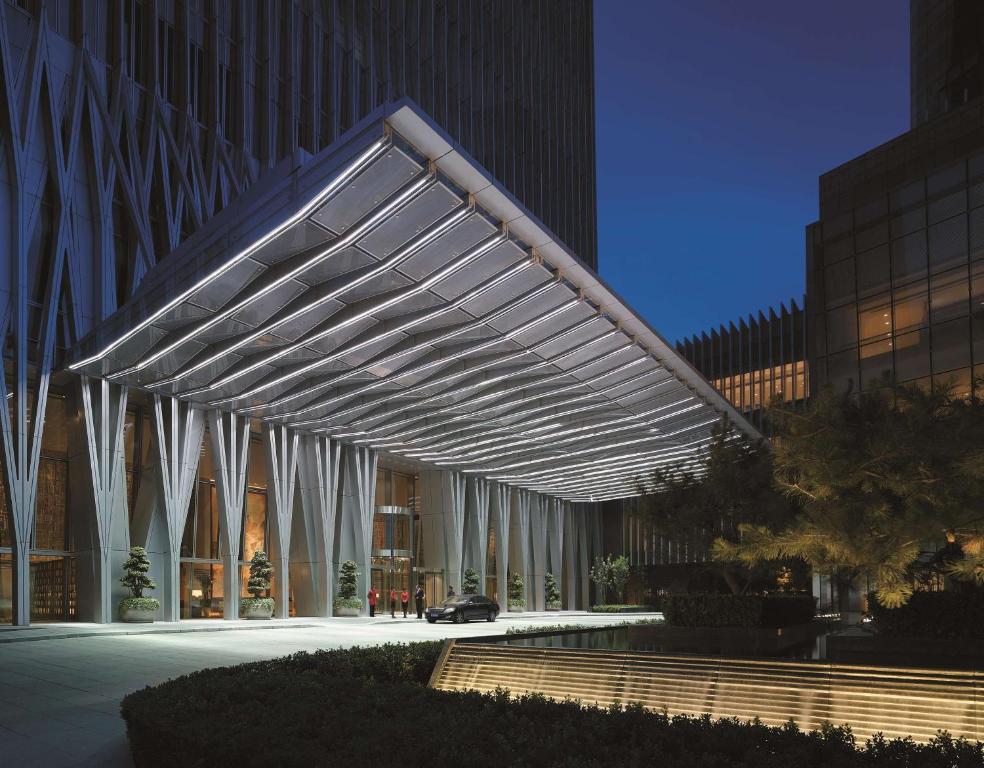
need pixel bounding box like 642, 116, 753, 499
594, 1, 909, 344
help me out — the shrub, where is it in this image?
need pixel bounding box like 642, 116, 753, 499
119, 597, 160, 612
662, 593, 815, 628
589, 554, 630, 602
120, 546, 156, 599
544, 572, 561, 609
245, 550, 273, 597
590, 604, 659, 613
121, 642, 984, 768
869, 590, 984, 640
462, 568, 480, 595
507, 572, 526, 609
334, 560, 362, 611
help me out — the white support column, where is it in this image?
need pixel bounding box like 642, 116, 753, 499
578, 505, 591, 609
589, 503, 604, 605
464, 475, 490, 589
489, 481, 510, 605
508, 488, 532, 610
208, 410, 251, 621
563, 503, 581, 610
441, 470, 466, 594
547, 497, 565, 607
78, 376, 129, 623
265, 423, 298, 619
296, 434, 341, 617
150, 395, 205, 622
337, 445, 377, 615
529, 493, 547, 611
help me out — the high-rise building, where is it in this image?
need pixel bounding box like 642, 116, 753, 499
0, 1, 750, 626
807, 3, 984, 398
910, 0, 984, 127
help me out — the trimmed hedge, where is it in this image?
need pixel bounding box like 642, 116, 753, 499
121, 642, 984, 768
870, 591, 984, 640
589, 604, 659, 613
662, 593, 816, 628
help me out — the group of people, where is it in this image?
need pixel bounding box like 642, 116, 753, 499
366, 584, 427, 618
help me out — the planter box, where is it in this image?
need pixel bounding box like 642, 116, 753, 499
508, 605, 525, 613
335, 606, 361, 617
241, 599, 274, 620
546, 603, 561, 611
119, 604, 157, 623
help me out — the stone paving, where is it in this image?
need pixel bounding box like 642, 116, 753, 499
0, 612, 654, 767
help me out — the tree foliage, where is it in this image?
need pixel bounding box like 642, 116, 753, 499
462, 567, 480, 595
636, 417, 797, 594
714, 383, 984, 607
120, 546, 156, 598
589, 554, 630, 602
337, 560, 359, 599
507, 572, 526, 605
544, 572, 561, 607
246, 550, 273, 598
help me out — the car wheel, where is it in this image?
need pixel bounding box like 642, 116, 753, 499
453, 611, 465, 624
486, 610, 495, 622
426, 617, 437, 624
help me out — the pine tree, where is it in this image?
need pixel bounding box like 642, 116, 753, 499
120, 546, 156, 598
337, 560, 359, 599
507, 571, 526, 607
544, 572, 561, 608
246, 550, 273, 598
462, 567, 480, 595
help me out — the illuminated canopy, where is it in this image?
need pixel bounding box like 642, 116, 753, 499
71, 101, 758, 502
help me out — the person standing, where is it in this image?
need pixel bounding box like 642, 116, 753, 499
367, 586, 378, 618
415, 584, 425, 619
447, 585, 456, 598
400, 589, 409, 618
390, 587, 397, 618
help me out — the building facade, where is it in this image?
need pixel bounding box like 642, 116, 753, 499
675, 298, 808, 432
0, 1, 749, 626
808, 4, 984, 399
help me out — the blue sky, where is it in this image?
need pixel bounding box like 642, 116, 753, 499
594, 1, 909, 343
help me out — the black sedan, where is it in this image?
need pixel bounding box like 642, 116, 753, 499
425, 594, 499, 623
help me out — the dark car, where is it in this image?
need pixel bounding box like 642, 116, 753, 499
425, 594, 499, 624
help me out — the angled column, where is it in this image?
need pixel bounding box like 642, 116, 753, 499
77, 376, 130, 622
564, 503, 582, 610
508, 488, 532, 610
577, 505, 591, 609
296, 434, 341, 616
337, 445, 377, 615
208, 410, 251, 621
529, 493, 548, 611
589, 503, 604, 606
150, 396, 205, 622
547, 498, 566, 608
489, 482, 511, 605
265, 423, 298, 619
463, 476, 490, 589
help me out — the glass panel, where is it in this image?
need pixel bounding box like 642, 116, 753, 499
928, 215, 968, 273
29, 554, 76, 621
860, 339, 893, 389
894, 330, 931, 382
393, 516, 410, 550
375, 469, 389, 506
373, 513, 388, 550
393, 472, 415, 508
824, 257, 855, 307
932, 319, 971, 373
40, 396, 69, 456
856, 245, 890, 295
247, 438, 266, 488
931, 269, 970, 323
892, 231, 927, 284
859, 300, 892, 342
894, 289, 929, 332
934, 368, 972, 399
180, 562, 224, 619
827, 348, 858, 393
826, 304, 857, 351
35, 457, 69, 551
243, 490, 267, 560
0, 553, 10, 623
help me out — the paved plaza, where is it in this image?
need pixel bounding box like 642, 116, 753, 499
0, 612, 647, 767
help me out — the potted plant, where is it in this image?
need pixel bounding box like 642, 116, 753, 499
334, 560, 362, 616
544, 572, 561, 610
507, 571, 526, 612
119, 546, 159, 622
240, 550, 275, 619
462, 567, 480, 595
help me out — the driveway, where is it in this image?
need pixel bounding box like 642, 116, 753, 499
0, 612, 647, 766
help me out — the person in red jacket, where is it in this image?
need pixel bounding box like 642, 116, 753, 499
389, 587, 398, 618
400, 589, 409, 618
367, 586, 378, 617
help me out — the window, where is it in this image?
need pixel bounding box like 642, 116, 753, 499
824, 257, 855, 307
892, 231, 928, 284
930, 269, 969, 323
826, 304, 857, 351
928, 215, 968, 273
932, 319, 971, 373
859, 299, 892, 342
894, 330, 931, 382
893, 285, 929, 331
856, 245, 890, 295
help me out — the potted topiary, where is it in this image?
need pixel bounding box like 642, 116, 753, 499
507, 571, 526, 612
462, 567, 480, 595
544, 572, 561, 610
119, 546, 159, 622
240, 550, 275, 619
334, 560, 362, 616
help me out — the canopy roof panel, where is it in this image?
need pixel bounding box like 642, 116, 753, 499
71, 101, 759, 502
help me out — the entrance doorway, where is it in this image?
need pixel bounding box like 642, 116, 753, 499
371, 556, 411, 615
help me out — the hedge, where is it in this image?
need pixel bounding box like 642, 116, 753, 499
589, 604, 659, 613
661, 593, 816, 628
869, 590, 984, 640
121, 642, 984, 768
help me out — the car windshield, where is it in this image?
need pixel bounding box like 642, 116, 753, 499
441, 597, 466, 606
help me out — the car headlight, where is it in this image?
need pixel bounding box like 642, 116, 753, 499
442, 607, 455, 613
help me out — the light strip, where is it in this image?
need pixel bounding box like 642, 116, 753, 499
70, 137, 390, 370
